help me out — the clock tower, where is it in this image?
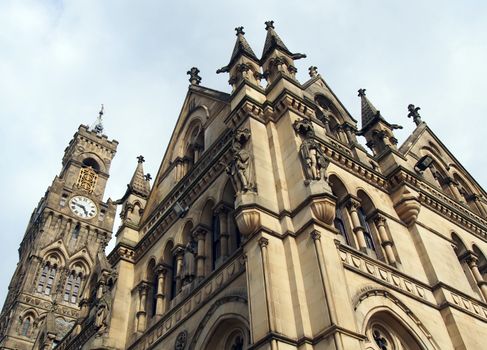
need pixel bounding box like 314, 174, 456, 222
0, 111, 118, 350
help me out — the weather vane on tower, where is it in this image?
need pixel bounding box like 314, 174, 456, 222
92, 104, 104, 135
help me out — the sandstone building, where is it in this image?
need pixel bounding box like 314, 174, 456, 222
1, 22, 487, 350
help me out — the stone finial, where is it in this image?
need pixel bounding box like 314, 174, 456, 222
265, 20, 275, 30
144, 173, 152, 181
235, 26, 245, 35
358, 88, 366, 97
187, 67, 202, 85
309, 66, 318, 78
407, 104, 422, 126
92, 104, 104, 135
137, 155, 145, 163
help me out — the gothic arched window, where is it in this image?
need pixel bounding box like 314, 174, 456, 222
212, 214, 221, 269
334, 207, 348, 243
20, 317, 31, 337
37, 264, 58, 295
63, 273, 83, 304
358, 207, 375, 251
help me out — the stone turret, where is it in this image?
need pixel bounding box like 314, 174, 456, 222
217, 26, 261, 91
260, 20, 306, 85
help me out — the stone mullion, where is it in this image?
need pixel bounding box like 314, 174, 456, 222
155, 266, 167, 316
194, 228, 208, 280
173, 247, 184, 293
466, 255, 487, 301
346, 198, 367, 251
374, 215, 397, 265
136, 284, 148, 332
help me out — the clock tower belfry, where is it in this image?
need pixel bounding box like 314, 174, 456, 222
0, 110, 119, 350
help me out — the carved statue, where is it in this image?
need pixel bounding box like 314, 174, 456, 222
226, 129, 254, 194
95, 303, 108, 335
182, 241, 196, 284
297, 127, 329, 183
293, 118, 330, 184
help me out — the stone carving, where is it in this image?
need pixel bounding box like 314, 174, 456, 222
407, 104, 422, 126
175, 330, 188, 350
226, 129, 254, 194
187, 67, 201, 86
182, 241, 196, 285
308, 66, 318, 78
94, 302, 109, 336
293, 119, 329, 184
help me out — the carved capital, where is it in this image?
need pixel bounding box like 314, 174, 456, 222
374, 214, 387, 227
155, 264, 168, 277
311, 231, 321, 241
346, 197, 361, 211
258, 237, 269, 248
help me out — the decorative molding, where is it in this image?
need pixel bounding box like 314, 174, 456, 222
339, 245, 434, 304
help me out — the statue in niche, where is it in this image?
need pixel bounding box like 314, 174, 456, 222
181, 241, 196, 285
294, 119, 329, 184
94, 300, 110, 336
226, 129, 254, 194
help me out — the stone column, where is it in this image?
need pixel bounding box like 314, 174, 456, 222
136, 284, 148, 332
311, 231, 344, 350
346, 198, 367, 251
321, 115, 332, 135
155, 266, 167, 317
194, 228, 208, 280
471, 194, 487, 217
258, 237, 277, 350
445, 177, 464, 203
343, 124, 356, 144
336, 125, 347, 144
374, 215, 397, 265
173, 247, 184, 293
218, 207, 229, 259
466, 255, 487, 301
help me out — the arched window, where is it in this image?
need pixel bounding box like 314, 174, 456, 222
212, 214, 221, 269
358, 207, 375, 251
37, 266, 49, 293
82, 157, 100, 172
170, 254, 177, 300
146, 259, 156, 318
20, 317, 31, 337
37, 263, 58, 296
71, 223, 80, 241
451, 234, 481, 298
63, 262, 87, 304
334, 207, 349, 243
329, 175, 353, 245
63, 273, 83, 304
365, 312, 425, 350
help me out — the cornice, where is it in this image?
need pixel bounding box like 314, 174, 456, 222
388, 167, 487, 241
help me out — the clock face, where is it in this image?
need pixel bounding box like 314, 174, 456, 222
69, 196, 97, 219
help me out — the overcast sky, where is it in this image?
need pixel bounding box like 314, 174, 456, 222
1, 1, 486, 309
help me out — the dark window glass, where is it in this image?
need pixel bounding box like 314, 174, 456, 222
212, 215, 221, 269
334, 208, 348, 243
358, 207, 375, 250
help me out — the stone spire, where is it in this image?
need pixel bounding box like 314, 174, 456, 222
357, 89, 403, 156
129, 156, 151, 198
217, 26, 259, 74
259, 20, 306, 84
261, 21, 306, 63
358, 89, 382, 130
91, 104, 105, 135
217, 26, 261, 90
